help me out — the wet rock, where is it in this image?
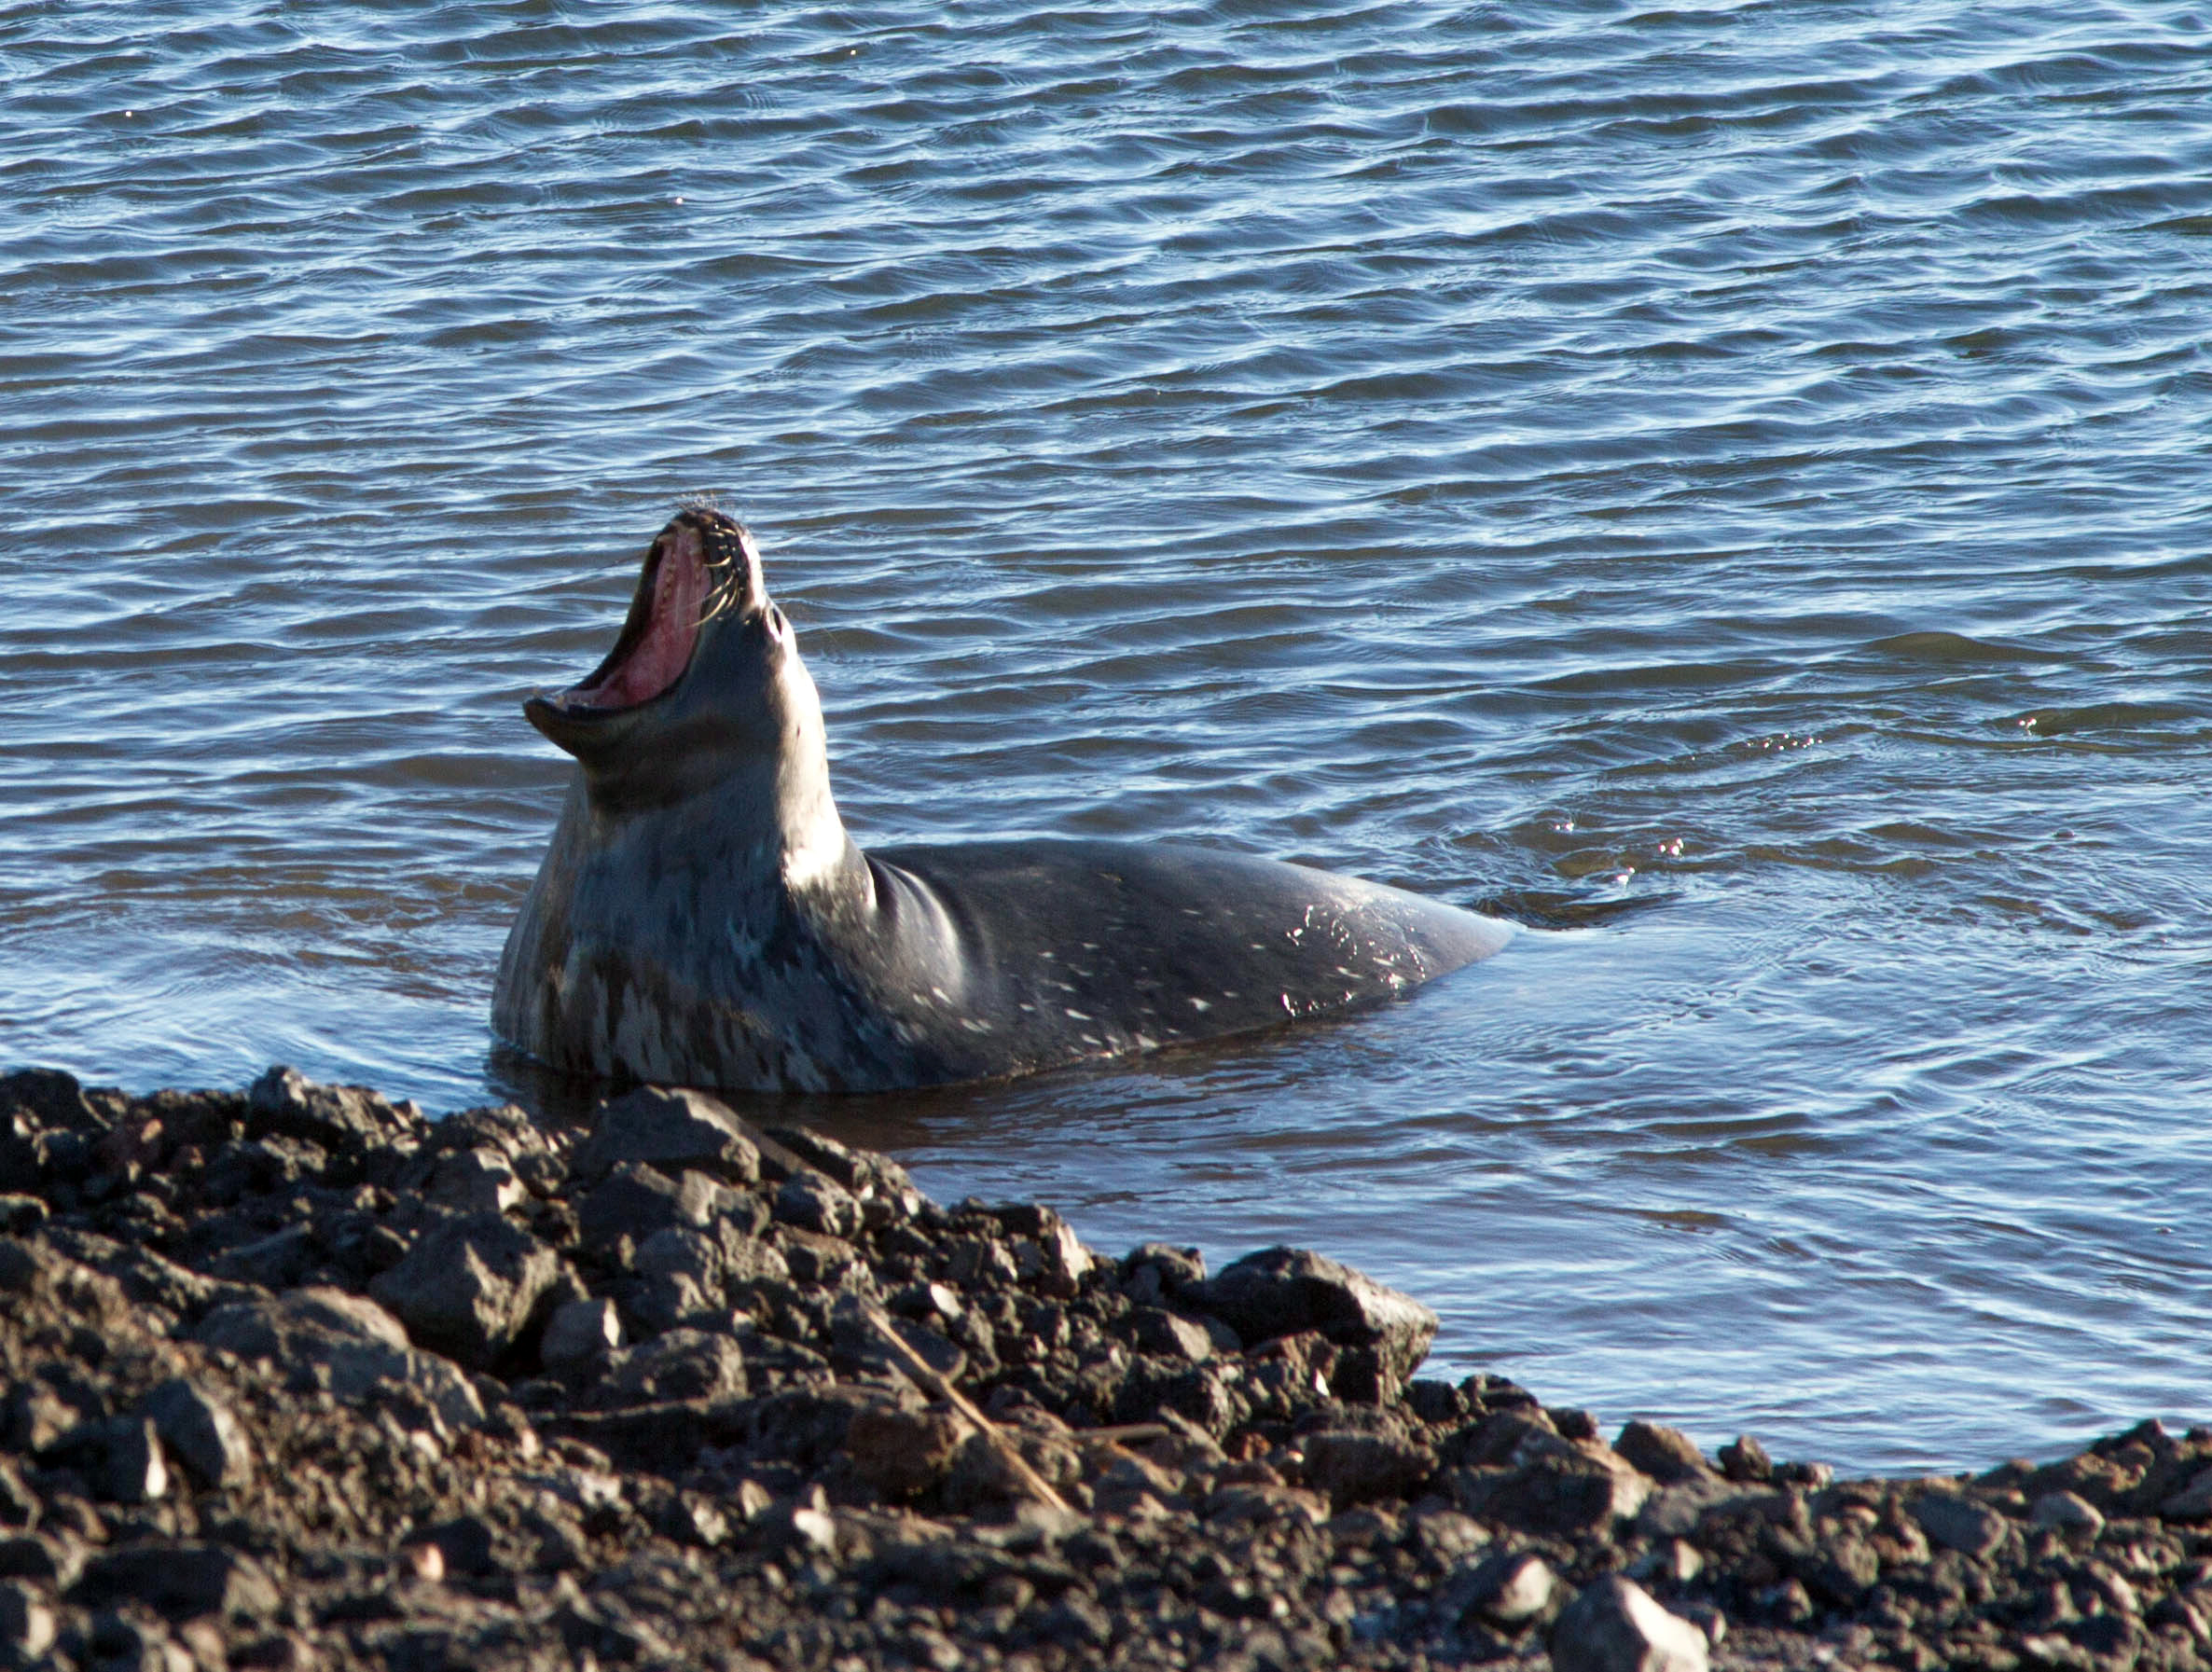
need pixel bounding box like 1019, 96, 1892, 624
890, 1280, 964, 1324
608, 1329, 746, 1403
1113, 1359, 1238, 1436
778, 1225, 863, 1286
1457, 1450, 1652, 1536
1615, 1420, 1711, 1485
1001, 1208, 1092, 1296
716, 1230, 792, 1298
1912, 1487, 2009, 1557
846, 1403, 967, 1499
1444, 1549, 1557, 1628
573, 1086, 763, 1185
0, 1459, 33, 1529
102, 1417, 169, 1504
368, 1210, 563, 1370
428, 1145, 524, 1213
192, 1286, 483, 1430
1717, 1433, 1771, 1483
10, 1064, 2205, 1672
76, 1542, 280, 1622
2159, 1465, 2212, 1519
1550, 1574, 1710, 1672
417, 1513, 499, 1578
1636, 1472, 1749, 1538
760, 1486, 839, 1557
2032, 1489, 2106, 1533
1775, 1458, 1832, 1489
577, 1162, 722, 1245
775, 1169, 864, 1238
770, 1126, 922, 1214
945, 1235, 1018, 1288
944, 1416, 1083, 1513
0, 1533, 83, 1589
1119, 1242, 1206, 1306
633, 1224, 722, 1287
1301, 1430, 1438, 1508
245, 1066, 421, 1158
1188, 1246, 1437, 1387
0, 1068, 98, 1129
1630, 1539, 1705, 1585
202, 1136, 326, 1203
830, 1295, 965, 1383
0, 1197, 45, 1236
1204, 1481, 1329, 1529
1125, 1306, 1216, 1362
1787, 1527, 1878, 1607
541, 1296, 623, 1372
209, 1222, 313, 1289
141, 1380, 253, 1492
0, 1578, 56, 1662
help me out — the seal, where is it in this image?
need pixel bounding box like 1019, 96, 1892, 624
493, 508, 1514, 1091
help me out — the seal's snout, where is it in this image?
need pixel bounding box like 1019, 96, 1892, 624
533, 509, 770, 738
688, 508, 768, 625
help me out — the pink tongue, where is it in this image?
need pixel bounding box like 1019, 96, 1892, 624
573, 532, 707, 709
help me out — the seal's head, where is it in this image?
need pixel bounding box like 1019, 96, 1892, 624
526, 508, 837, 831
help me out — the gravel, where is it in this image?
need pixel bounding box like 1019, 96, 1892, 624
0, 1062, 2207, 1671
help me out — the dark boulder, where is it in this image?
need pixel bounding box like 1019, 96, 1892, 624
245, 1066, 422, 1158
1550, 1574, 1709, 1672
1615, 1419, 1712, 1485
1187, 1246, 1437, 1388
76, 1542, 280, 1622
573, 1086, 764, 1185
369, 1211, 564, 1371
577, 1162, 726, 1247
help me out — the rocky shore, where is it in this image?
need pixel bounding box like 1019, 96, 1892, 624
0, 1066, 2206, 1671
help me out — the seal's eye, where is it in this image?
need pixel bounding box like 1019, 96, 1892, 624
767, 603, 789, 638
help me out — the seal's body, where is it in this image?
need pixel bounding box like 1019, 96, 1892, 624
494, 509, 1512, 1092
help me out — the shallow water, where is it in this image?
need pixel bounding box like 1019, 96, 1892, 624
7, 0, 2212, 1472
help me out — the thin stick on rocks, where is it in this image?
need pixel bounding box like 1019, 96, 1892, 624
857, 1300, 1072, 1513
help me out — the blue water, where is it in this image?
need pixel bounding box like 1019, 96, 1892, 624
6, 0, 2212, 1472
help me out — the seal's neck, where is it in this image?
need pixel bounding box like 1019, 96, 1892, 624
758, 744, 862, 894
584, 705, 866, 903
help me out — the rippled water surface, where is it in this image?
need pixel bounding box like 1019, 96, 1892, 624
7, 0, 2212, 1472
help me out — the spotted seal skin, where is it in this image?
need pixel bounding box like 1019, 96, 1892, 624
493, 507, 1514, 1092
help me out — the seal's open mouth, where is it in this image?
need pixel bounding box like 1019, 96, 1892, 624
554, 512, 763, 715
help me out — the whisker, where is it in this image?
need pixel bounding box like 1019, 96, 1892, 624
696, 582, 740, 628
